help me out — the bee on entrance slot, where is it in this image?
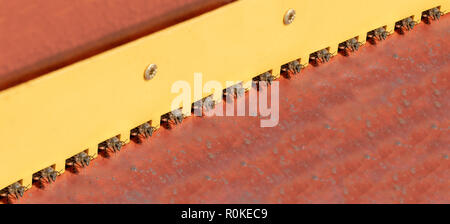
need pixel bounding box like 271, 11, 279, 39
131, 123, 156, 143
161, 109, 185, 129
99, 136, 125, 154
0, 182, 27, 202
310, 49, 333, 65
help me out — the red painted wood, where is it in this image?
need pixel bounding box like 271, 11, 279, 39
0, 0, 234, 91
12, 15, 450, 204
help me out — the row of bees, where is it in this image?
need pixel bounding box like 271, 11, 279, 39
0, 7, 444, 203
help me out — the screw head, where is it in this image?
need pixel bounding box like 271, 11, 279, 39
144, 64, 157, 80
284, 9, 296, 25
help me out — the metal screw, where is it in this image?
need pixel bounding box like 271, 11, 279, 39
284, 9, 296, 25
144, 64, 157, 80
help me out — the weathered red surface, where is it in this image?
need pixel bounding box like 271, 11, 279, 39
15, 16, 450, 204
0, 0, 234, 91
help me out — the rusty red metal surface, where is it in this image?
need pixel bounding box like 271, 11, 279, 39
0, 0, 234, 91
14, 16, 450, 204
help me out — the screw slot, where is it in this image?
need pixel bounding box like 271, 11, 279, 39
144, 64, 157, 80
284, 9, 296, 25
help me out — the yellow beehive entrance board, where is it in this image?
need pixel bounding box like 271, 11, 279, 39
0, 0, 448, 191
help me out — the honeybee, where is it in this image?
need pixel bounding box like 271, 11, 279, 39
161, 109, 185, 128
423, 8, 444, 23
339, 38, 361, 52
374, 27, 389, 41
33, 167, 60, 184
254, 72, 275, 84
67, 152, 93, 167
202, 96, 216, 112
99, 136, 124, 153
223, 83, 245, 99
310, 49, 332, 64
131, 123, 156, 139
396, 17, 417, 32
193, 96, 216, 116
0, 182, 26, 200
